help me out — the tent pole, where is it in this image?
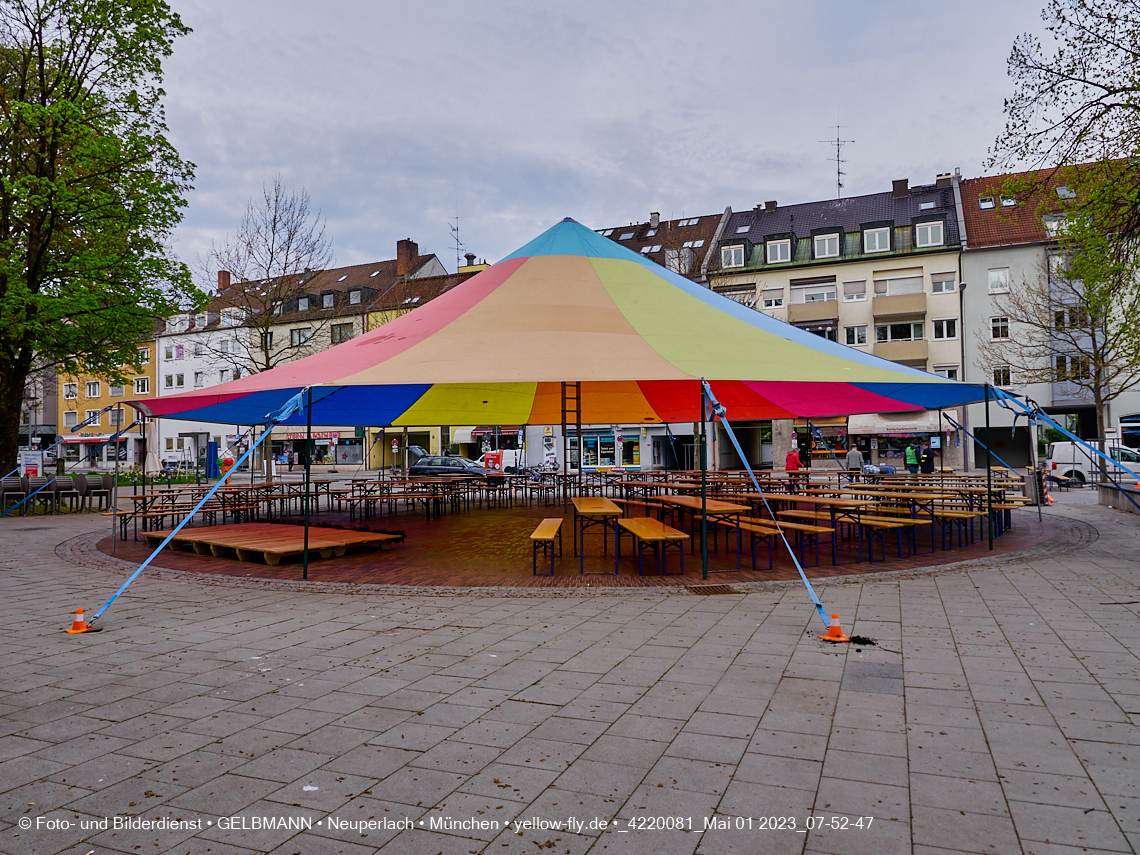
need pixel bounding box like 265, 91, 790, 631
985, 384, 993, 550
700, 379, 708, 580
1030, 413, 1043, 522
303, 388, 312, 580
111, 405, 121, 555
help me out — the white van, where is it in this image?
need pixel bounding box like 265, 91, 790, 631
1045, 441, 1140, 485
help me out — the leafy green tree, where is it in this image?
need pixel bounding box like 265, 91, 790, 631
0, 0, 200, 470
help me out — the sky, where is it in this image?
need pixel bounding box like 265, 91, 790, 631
163, 0, 1048, 278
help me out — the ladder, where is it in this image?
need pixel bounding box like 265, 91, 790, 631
561, 382, 582, 505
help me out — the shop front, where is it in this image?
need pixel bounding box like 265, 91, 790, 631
793, 417, 848, 467
568, 430, 641, 471
847, 409, 962, 469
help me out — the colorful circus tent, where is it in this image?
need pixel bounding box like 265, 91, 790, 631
132, 218, 987, 425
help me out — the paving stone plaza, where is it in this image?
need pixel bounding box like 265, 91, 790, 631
0, 493, 1137, 855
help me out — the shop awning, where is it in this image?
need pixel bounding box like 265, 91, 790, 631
848, 409, 958, 435
471, 425, 521, 436
451, 427, 476, 444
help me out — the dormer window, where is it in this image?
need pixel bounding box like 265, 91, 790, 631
619, 232, 635, 240
297, 296, 309, 311
766, 239, 791, 264
978, 196, 995, 210
323, 293, 334, 308
918, 200, 936, 211
721, 245, 745, 269
915, 221, 944, 248
863, 227, 891, 253
735, 225, 751, 234
349, 290, 361, 305
813, 233, 840, 259
1000, 197, 1017, 207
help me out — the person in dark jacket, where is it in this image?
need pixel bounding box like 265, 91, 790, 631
920, 440, 936, 474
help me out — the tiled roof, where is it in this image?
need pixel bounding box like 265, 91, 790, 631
960, 171, 1053, 249
596, 214, 723, 277
723, 182, 960, 246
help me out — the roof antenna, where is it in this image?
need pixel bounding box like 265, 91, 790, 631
449, 203, 465, 270
820, 125, 854, 198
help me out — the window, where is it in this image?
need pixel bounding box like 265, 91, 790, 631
196, 314, 207, 328
988, 268, 1010, 293
330, 323, 354, 344
845, 325, 868, 346
164, 374, 173, 389
233, 368, 241, 380
1056, 185, 1076, 199
864, 227, 890, 253
109, 384, 124, 397
63, 411, 78, 428
297, 296, 309, 311
85, 409, 101, 426
175, 373, 184, 387
219, 340, 229, 354
349, 290, 361, 305
219, 369, 230, 383
619, 232, 635, 240
934, 365, 959, 380
194, 343, 204, 357
165, 437, 174, 451
876, 322, 924, 342
801, 324, 837, 342
919, 200, 936, 211
134, 377, 149, 395
273, 302, 282, 315
715, 286, 757, 308
63, 383, 77, 400
402, 296, 421, 305
645, 229, 656, 237
175, 345, 184, 359
221, 310, 233, 326
1000, 197, 1017, 207
791, 281, 836, 303
665, 248, 694, 274
813, 233, 840, 259
1054, 355, 1070, 381
640, 245, 652, 254
761, 288, 784, 308
1043, 215, 1065, 237
177, 437, 185, 449
323, 293, 334, 308
291, 327, 312, 347
261, 331, 273, 350
735, 225, 751, 234
993, 365, 1012, 386
138, 347, 150, 363
978, 196, 995, 210
721, 245, 745, 268
600, 228, 615, 236
915, 221, 944, 248
1056, 305, 1088, 331
109, 409, 123, 426
842, 280, 866, 302
873, 275, 923, 296
766, 240, 791, 264
1071, 356, 1090, 381
932, 318, 958, 340
164, 346, 173, 360
86, 381, 100, 398
678, 218, 700, 227
931, 273, 956, 293
194, 371, 204, 387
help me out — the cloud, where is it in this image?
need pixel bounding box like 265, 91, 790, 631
164, 0, 1045, 270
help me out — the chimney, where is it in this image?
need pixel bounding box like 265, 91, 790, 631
649, 212, 660, 229
217, 270, 231, 292
765, 200, 778, 211
396, 239, 419, 277
935, 173, 952, 188
464, 252, 476, 267
892, 178, 909, 198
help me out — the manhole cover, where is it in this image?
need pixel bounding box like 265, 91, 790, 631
686, 584, 741, 596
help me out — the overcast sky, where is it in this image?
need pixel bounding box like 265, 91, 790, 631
163, 0, 1047, 277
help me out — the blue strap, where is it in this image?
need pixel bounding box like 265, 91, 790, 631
90, 389, 310, 623
704, 382, 829, 628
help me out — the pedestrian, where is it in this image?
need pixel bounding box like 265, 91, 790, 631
845, 444, 864, 475
904, 443, 920, 474
785, 446, 803, 489
288, 450, 295, 472
920, 440, 936, 474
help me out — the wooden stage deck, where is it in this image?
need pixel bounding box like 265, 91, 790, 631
143, 523, 402, 566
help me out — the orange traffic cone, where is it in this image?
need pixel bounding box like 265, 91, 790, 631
65, 608, 102, 634
819, 613, 850, 643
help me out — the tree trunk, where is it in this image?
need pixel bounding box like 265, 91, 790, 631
0, 356, 32, 472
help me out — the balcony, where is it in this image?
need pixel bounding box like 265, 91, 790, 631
873, 339, 928, 363
787, 300, 839, 324
873, 292, 927, 317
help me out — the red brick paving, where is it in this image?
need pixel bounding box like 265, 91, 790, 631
97, 502, 1054, 588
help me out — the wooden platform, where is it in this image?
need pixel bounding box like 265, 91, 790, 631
143, 523, 402, 565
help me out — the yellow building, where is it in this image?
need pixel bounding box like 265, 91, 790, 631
57, 342, 157, 469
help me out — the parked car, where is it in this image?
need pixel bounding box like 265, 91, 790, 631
1046, 441, 1140, 485
408, 456, 491, 477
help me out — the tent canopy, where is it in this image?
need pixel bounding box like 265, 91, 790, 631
135, 218, 987, 426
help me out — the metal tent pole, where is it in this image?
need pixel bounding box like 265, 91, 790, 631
111, 405, 122, 555
303, 389, 312, 580
985, 384, 993, 550
700, 379, 708, 580
1029, 413, 1043, 522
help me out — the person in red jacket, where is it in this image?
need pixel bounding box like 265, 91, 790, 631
785, 447, 803, 490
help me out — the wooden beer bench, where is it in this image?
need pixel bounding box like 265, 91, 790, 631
617, 517, 689, 575
529, 518, 563, 576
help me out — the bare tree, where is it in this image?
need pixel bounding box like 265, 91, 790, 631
202, 177, 334, 374
979, 213, 1140, 442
